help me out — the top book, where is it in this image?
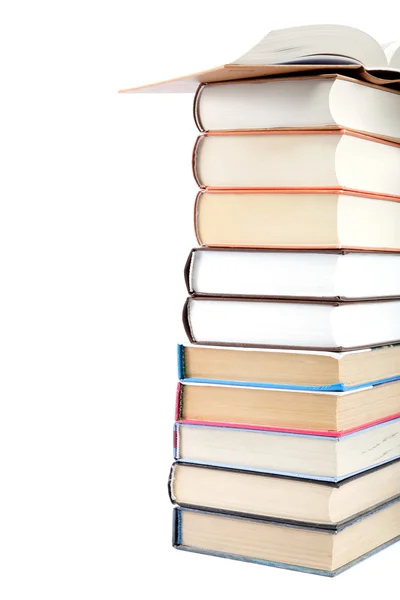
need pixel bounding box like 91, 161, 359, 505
231, 25, 400, 69
121, 25, 400, 94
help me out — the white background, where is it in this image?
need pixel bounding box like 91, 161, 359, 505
1, 1, 400, 598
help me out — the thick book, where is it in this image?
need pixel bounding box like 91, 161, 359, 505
185, 248, 400, 300
169, 459, 400, 526
174, 417, 400, 481
173, 499, 400, 576
121, 25, 400, 94
178, 343, 400, 392
194, 189, 400, 251
194, 76, 400, 141
183, 297, 400, 351
193, 130, 400, 198
175, 379, 400, 436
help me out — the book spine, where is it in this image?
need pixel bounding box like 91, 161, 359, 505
167, 463, 176, 504
172, 508, 182, 547
177, 344, 184, 380
193, 84, 205, 132
192, 136, 204, 187
182, 298, 195, 343
193, 191, 203, 246
184, 249, 194, 294
175, 382, 183, 421
173, 423, 178, 460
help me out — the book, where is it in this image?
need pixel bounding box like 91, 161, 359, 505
176, 379, 400, 435
183, 297, 400, 351
178, 343, 400, 392
194, 190, 400, 250
209, 24, 400, 69
169, 459, 400, 526
121, 25, 400, 94
174, 417, 400, 481
194, 76, 400, 141
227, 25, 400, 69
186, 248, 400, 300
193, 130, 400, 197
173, 499, 400, 576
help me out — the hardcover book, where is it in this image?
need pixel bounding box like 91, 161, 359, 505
175, 379, 400, 435
193, 130, 400, 198
183, 296, 400, 351
178, 343, 400, 391
194, 189, 400, 251
194, 75, 400, 142
174, 417, 400, 481
173, 499, 400, 576
169, 459, 400, 526
185, 248, 400, 300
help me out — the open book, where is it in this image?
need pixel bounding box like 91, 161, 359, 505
121, 25, 400, 93
233, 25, 400, 69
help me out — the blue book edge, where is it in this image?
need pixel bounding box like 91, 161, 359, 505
177, 344, 400, 391
177, 344, 183, 380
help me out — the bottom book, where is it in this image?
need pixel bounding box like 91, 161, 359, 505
173, 498, 400, 577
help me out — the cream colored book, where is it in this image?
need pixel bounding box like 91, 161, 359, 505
179, 343, 400, 391
177, 379, 400, 435
173, 499, 400, 576
170, 459, 400, 525
194, 190, 400, 250
193, 130, 400, 197
175, 417, 400, 481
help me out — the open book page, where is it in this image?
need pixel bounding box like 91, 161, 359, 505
120, 26, 400, 93
233, 25, 387, 67
384, 41, 400, 68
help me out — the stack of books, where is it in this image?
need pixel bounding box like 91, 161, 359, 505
168, 74, 400, 576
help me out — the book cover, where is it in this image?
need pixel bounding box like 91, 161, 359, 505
172, 499, 400, 576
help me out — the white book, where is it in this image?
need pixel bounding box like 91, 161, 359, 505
194, 76, 400, 141
186, 249, 400, 300
175, 418, 400, 481
193, 130, 400, 197
183, 297, 400, 351
175, 417, 400, 481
